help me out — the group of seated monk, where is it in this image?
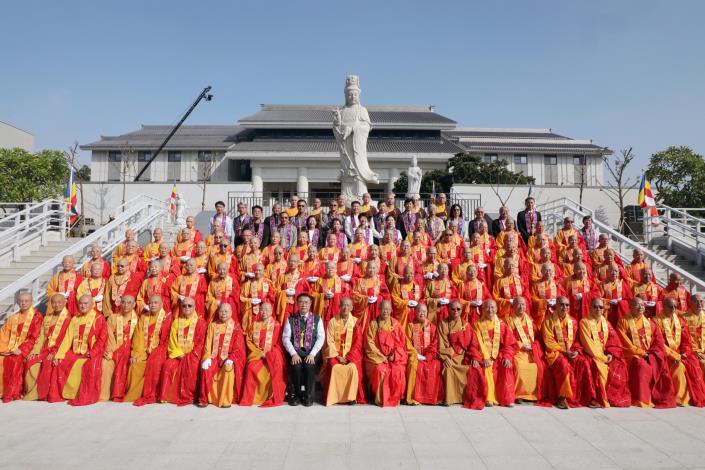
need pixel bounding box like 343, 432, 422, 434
1, 195, 704, 410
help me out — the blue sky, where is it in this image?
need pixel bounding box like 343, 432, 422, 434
2, 0, 704, 178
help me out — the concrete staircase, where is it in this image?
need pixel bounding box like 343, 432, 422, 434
0, 239, 78, 312
645, 242, 705, 283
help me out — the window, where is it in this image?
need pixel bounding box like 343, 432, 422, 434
513, 154, 528, 176
228, 159, 252, 182
108, 151, 122, 181
136, 151, 152, 181
197, 151, 215, 181
168, 151, 181, 181
573, 155, 586, 186
544, 155, 557, 185
483, 153, 498, 163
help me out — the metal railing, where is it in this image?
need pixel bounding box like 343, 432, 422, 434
643, 205, 705, 266
0, 199, 68, 265
0, 195, 169, 319
538, 197, 705, 294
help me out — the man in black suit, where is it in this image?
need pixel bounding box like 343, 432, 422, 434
491, 206, 510, 237
466, 206, 494, 238
516, 196, 542, 243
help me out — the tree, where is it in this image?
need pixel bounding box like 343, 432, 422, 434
64, 141, 87, 235
0, 148, 70, 202
116, 143, 137, 205
602, 147, 639, 233
76, 165, 91, 181
646, 146, 705, 208
193, 151, 218, 211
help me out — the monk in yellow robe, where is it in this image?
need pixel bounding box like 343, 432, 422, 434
80, 244, 110, 279
103, 259, 139, 317
24, 294, 72, 401
50, 295, 107, 405
76, 261, 107, 316
365, 300, 407, 407
405, 304, 442, 405
390, 265, 423, 329
507, 297, 545, 403
310, 261, 350, 325
438, 301, 473, 405
142, 227, 163, 261
112, 228, 141, 259
424, 263, 456, 324
158, 297, 206, 405
684, 294, 705, 375
322, 298, 365, 405
127, 296, 173, 405
198, 304, 246, 407
100, 295, 138, 401
207, 237, 237, 280
265, 245, 287, 285
46, 255, 82, 314
136, 260, 174, 315
0, 291, 42, 401
240, 263, 275, 330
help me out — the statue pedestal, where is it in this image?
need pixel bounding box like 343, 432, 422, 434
339, 173, 368, 203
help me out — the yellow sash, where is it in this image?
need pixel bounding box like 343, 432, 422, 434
334, 315, 357, 358
255, 318, 275, 353
512, 314, 534, 347
685, 311, 705, 352
554, 315, 574, 351
7, 308, 36, 351
589, 317, 609, 349
177, 313, 199, 351
47, 308, 70, 349
73, 310, 97, 355
628, 316, 652, 350
212, 319, 235, 361
116, 311, 138, 346
144, 310, 166, 354
479, 316, 501, 360
661, 314, 682, 349
412, 320, 432, 354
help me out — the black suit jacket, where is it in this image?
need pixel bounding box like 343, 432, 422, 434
466, 214, 494, 238
516, 210, 542, 242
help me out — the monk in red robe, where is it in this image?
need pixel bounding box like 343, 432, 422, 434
100, 294, 138, 401
198, 303, 246, 407
310, 261, 349, 325
80, 244, 111, 279
240, 303, 287, 407
599, 264, 633, 325
112, 241, 147, 279
24, 294, 72, 401
103, 258, 140, 317
616, 297, 676, 408
205, 262, 241, 323
337, 246, 360, 285
136, 260, 174, 314
0, 291, 42, 402
659, 272, 692, 313
465, 300, 516, 409
273, 254, 306, 325
438, 300, 473, 405
158, 297, 206, 406
424, 263, 456, 324
562, 262, 598, 320
541, 296, 591, 409
632, 267, 662, 317
322, 298, 366, 405
578, 297, 631, 408
207, 237, 238, 280
240, 263, 276, 329
405, 304, 442, 405
50, 295, 107, 405
683, 294, 705, 375
364, 300, 407, 407
390, 265, 424, 329
456, 264, 491, 323
46, 255, 82, 315
170, 258, 208, 317
128, 296, 173, 405
352, 263, 390, 331
530, 263, 566, 330
76, 262, 108, 316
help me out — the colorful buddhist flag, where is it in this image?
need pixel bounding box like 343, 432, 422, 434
638, 175, 659, 226
170, 183, 177, 220
64, 167, 78, 225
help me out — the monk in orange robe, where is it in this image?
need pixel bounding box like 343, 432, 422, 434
467, 233, 492, 285
170, 258, 208, 317
465, 300, 516, 409
365, 300, 407, 407
310, 261, 349, 325
265, 245, 287, 285
320, 233, 342, 264
158, 297, 206, 406
205, 262, 241, 323
554, 216, 582, 250
530, 263, 566, 330
142, 227, 164, 261
348, 227, 370, 264
593, 249, 626, 283
322, 298, 365, 405
632, 267, 662, 317
240, 237, 265, 283
599, 264, 633, 325
616, 297, 676, 408
659, 272, 692, 313
562, 262, 598, 320
240, 303, 286, 407
240, 263, 276, 329
80, 244, 110, 279
180, 216, 203, 244
100, 295, 138, 401
172, 228, 196, 268
654, 298, 705, 407
24, 294, 72, 401
578, 297, 631, 408
103, 258, 139, 317
0, 291, 41, 402
624, 249, 654, 287
261, 232, 282, 265
493, 259, 529, 319
405, 303, 442, 405
507, 297, 546, 403
379, 229, 399, 267
351, 263, 390, 331
683, 294, 705, 375
436, 230, 460, 265
207, 238, 238, 280
529, 247, 563, 285
46, 255, 82, 315
128, 296, 173, 405
198, 303, 246, 407
112, 241, 147, 278
50, 295, 107, 405
456, 264, 491, 323
112, 228, 142, 259
301, 245, 324, 283
76, 262, 108, 316
137, 260, 174, 315
390, 265, 423, 329
541, 296, 591, 409
336, 246, 360, 285
438, 300, 473, 405
410, 232, 429, 265
424, 263, 456, 324
155, 243, 182, 280
274, 254, 307, 325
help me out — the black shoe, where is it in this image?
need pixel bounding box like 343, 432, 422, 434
347, 400, 357, 406
302, 397, 313, 407
288, 396, 300, 406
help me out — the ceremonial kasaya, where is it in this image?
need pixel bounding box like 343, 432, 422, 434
5, 194, 705, 411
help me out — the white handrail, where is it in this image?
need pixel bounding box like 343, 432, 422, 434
644, 204, 705, 266
0, 199, 68, 264
538, 197, 705, 294
0, 195, 168, 319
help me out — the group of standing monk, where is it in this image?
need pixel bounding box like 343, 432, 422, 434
1, 195, 704, 410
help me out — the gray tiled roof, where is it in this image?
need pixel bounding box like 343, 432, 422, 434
444, 130, 569, 140
455, 141, 606, 153
229, 138, 463, 154
81, 125, 243, 150
239, 104, 457, 129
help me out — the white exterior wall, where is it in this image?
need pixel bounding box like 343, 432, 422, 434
90, 150, 227, 183
0, 122, 34, 152
79, 181, 253, 224
451, 184, 638, 227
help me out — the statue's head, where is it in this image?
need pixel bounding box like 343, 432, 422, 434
411, 155, 418, 167
344, 75, 361, 106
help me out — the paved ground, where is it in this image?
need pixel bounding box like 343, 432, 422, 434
2, 401, 705, 469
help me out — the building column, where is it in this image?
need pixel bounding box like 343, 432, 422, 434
297, 167, 309, 198
252, 166, 263, 198
387, 168, 400, 194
